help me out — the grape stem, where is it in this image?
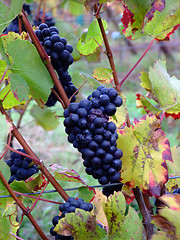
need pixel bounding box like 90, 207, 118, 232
94, 3, 119, 90
118, 39, 154, 89
133, 187, 154, 239
0, 170, 48, 240
0, 105, 69, 202
19, 10, 70, 109
0, 67, 8, 85
13, 191, 62, 205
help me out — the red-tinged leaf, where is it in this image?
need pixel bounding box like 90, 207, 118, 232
117, 115, 172, 197
121, 185, 135, 204
49, 164, 86, 184
155, 24, 180, 41
121, 9, 135, 39
145, 0, 165, 22
25, 173, 47, 191
92, 67, 113, 84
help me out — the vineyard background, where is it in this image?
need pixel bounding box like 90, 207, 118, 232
1, 1, 180, 239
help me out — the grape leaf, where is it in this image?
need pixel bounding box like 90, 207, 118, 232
30, 104, 59, 131
91, 189, 108, 227
139, 60, 180, 119
103, 192, 143, 239
0, 36, 53, 107
77, 19, 107, 55
121, 185, 135, 204
0, 161, 11, 190
151, 231, 172, 240
63, 0, 84, 16
25, 173, 47, 191
0, 115, 11, 155
54, 209, 106, 239
0, 84, 26, 109
120, 0, 180, 40
0, 0, 24, 34
92, 67, 113, 84
166, 147, 180, 192
0, 214, 19, 240
0, 60, 9, 81
136, 93, 160, 115
49, 164, 86, 184
79, 72, 101, 89
152, 194, 180, 239
117, 115, 172, 196
77, 186, 95, 203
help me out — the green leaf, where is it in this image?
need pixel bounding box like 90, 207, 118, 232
0, 115, 11, 155
92, 67, 113, 84
30, 105, 59, 131
0, 0, 24, 34
0, 214, 19, 240
0, 60, 9, 82
0, 161, 11, 190
77, 19, 107, 55
79, 72, 101, 89
10, 180, 34, 194
64, 0, 84, 16
117, 115, 172, 196
0, 84, 26, 109
136, 93, 160, 115
139, 60, 180, 117
77, 186, 95, 203
0, 36, 53, 107
54, 209, 106, 239
103, 192, 143, 239
151, 231, 172, 240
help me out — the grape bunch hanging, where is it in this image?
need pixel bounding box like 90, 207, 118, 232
63, 86, 123, 197
50, 197, 93, 239
35, 23, 78, 107
5, 149, 39, 184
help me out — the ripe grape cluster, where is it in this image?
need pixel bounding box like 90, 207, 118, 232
35, 23, 78, 107
3, 4, 31, 34
63, 86, 123, 196
50, 197, 93, 239
5, 149, 39, 184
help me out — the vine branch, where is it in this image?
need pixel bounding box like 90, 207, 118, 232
119, 39, 154, 88
19, 10, 70, 109
94, 3, 119, 90
0, 170, 48, 240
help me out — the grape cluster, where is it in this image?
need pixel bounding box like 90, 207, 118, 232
50, 197, 93, 239
173, 188, 180, 194
63, 86, 123, 196
5, 149, 39, 184
3, 4, 31, 34
33, 10, 55, 27
35, 23, 78, 107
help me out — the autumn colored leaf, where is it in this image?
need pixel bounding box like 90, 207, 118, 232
139, 60, 180, 119
54, 209, 106, 239
91, 189, 108, 226
121, 185, 135, 204
166, 147, 180, 192
49, 164, 86, 184
25, 173, 47, 191
92, 67, 113, 85
103, 192, 143, 239
117, 115, 172, 196
120, 0, 180, 40
152, 194, 180, 239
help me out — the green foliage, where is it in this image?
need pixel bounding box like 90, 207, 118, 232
77, 19, 107, 55
0, 115, 11, 154
30, 105, 59, 131
0, 0, 24, 34
77, 186, 95, 202
138, 60, 180, 116
0, 35, 53, 107
0, 214, 19, 240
